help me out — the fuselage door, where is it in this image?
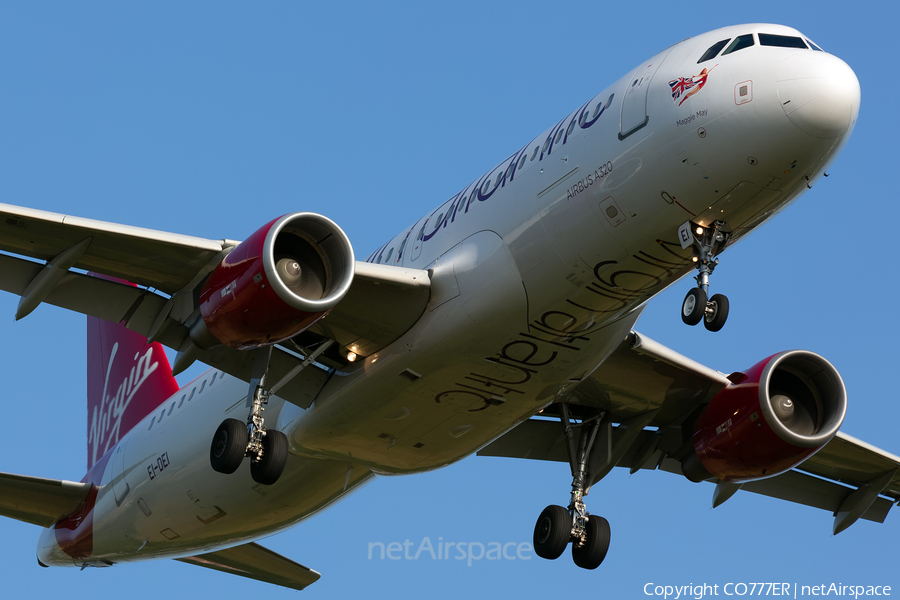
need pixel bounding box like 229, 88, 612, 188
409, 217, 428, 263
619, 47, 674, 139
112, 441, 130, 506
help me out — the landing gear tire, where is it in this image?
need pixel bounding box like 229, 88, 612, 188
210, 419, 248, 474
681, 288, 707, 326
533, 505, 571, 560
250, 430, 289, 485
704, 293, 729, 332
572, 515, 611, 570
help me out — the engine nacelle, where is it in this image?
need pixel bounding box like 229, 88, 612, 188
195, 213, 354, 350
682, 350, 847, 483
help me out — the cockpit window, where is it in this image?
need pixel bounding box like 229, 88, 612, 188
759, 34, 808, 49
722, 34, 755, 56
698, 39, 730, 64
806, 39, 823, 52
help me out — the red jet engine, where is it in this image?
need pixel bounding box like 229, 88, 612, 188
193, 213, 355, 350
682, 351, 847, 483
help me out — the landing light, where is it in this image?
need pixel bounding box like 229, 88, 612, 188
695, 226, 704, 235
347, 351, 358, 362
692, 257, 699, 263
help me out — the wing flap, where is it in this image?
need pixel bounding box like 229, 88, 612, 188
796, 432, 900, 501
0, 472, 91, 527
0, 253, 187, 347
739, 470, 893, 524
176, 542, 320, 591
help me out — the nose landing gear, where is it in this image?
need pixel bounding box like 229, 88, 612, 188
678, 220, 731, 332
532, 404, 611, 570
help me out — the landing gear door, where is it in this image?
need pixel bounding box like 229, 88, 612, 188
619, 47, 674, 139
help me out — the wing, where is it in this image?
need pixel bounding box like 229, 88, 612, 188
478, 331, 900, 534
0, 203, 431, 408
0, 472, 92, 527
176, 542, 320, 591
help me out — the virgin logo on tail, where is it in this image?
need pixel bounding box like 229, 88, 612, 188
87, 342, 160, 466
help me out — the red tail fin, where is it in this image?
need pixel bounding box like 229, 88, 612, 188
86, 316, 180, 469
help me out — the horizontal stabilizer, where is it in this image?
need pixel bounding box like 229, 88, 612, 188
176, 542, 321, 591
0, 471, 91, 527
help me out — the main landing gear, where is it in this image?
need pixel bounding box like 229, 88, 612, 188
679, 220, 732, 332
533, 404, 611, 570
210, 347, 288, 485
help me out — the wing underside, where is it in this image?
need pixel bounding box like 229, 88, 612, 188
176, 542, 320, 591
0, 203, 432, 409
478, 331, 900, 534
0, 472, 91, 528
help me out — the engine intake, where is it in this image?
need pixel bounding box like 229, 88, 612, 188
196, 213, 354, 350
682, 350, 846, 483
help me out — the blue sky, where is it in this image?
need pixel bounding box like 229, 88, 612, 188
0, 2, 898, 598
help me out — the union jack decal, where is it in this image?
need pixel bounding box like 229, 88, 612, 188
669, 65, 715, 107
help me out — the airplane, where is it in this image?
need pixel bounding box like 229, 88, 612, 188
0, 22, 892, 591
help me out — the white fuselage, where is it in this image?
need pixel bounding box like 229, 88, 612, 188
38, 23, 860, 566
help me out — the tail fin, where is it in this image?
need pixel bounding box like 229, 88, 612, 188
86, 316, 180, 469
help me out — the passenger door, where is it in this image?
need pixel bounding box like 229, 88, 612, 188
620, 47, 674, 139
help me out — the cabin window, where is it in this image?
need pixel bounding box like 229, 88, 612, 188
541, 135, 552, 155
385, 248, 393, 263
148, 416, 156, 430
566, 120, 576, 137
554, 128, 564, 144
211, 372, 218, 385
698, 39, 730, 63
530, 146, 539, 160
722, 34, 755, 56
188, 388, 196, 401
177, 394, 186, 408
759, 34, 808, 49
167, 402, 175, 416
398, 237, 407, 258
158, 409, 166, 422
517, 154, 527, 170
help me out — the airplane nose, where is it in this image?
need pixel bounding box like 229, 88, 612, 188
776, 53, 860, 139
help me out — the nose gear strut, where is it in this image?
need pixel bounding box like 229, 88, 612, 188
678, 220, 731, 332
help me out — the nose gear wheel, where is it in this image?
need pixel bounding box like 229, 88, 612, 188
679, 220, 732, 332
